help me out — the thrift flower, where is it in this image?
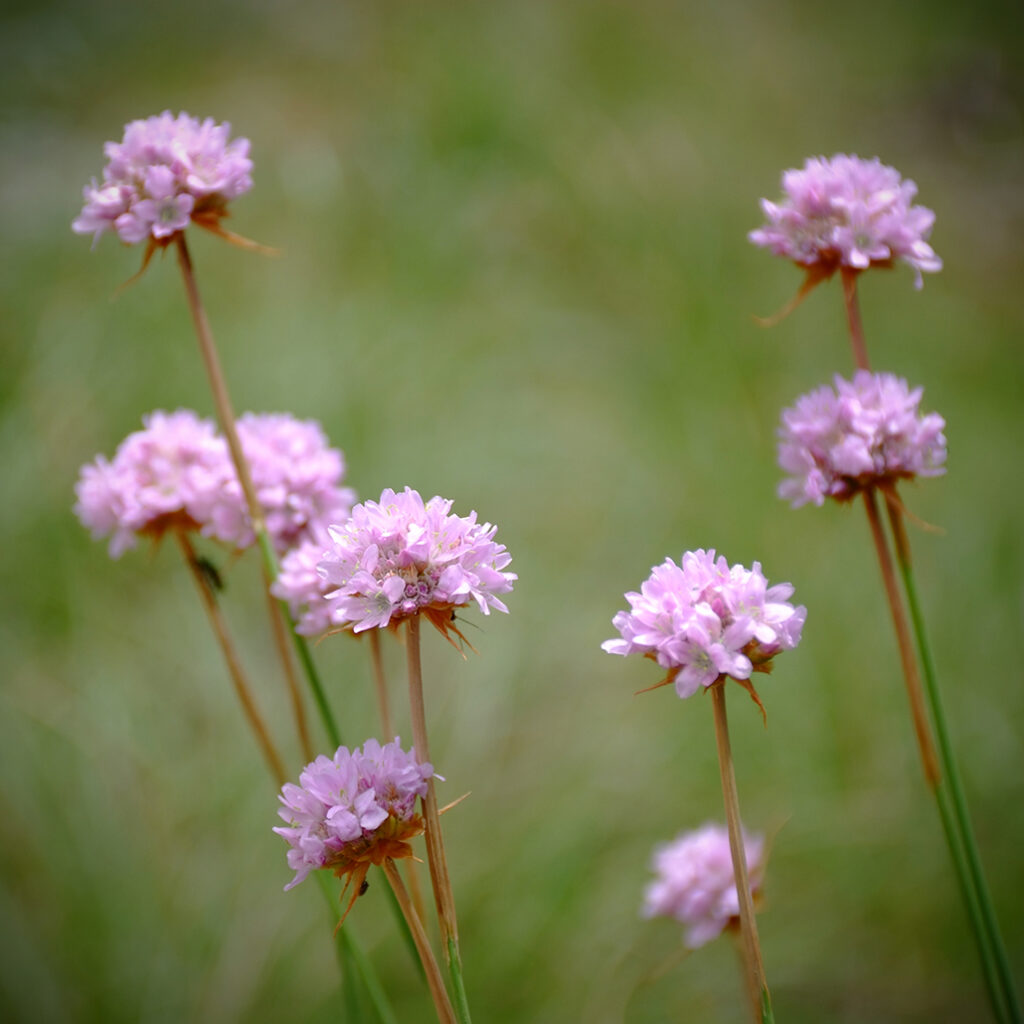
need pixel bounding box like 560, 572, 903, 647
749, 154, 942, 288
644, 823, 765, 949
778, 371, 947, 508
273, 522, 342, 636
72, 111, 252, 247
274, 739, 434, 895
602, 550, 804, 708
74, 409, 232, 557
318, 486, 516, 637
204, 413, 356, 554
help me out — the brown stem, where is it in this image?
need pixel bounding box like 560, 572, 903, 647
381, 858, 458, 1024
368, 629, 393, 739
862, 490, 941, 787
840, 268, 871, 372
406, 616, 460, 948
711, 684, 767, 1024
261, 564, 313, 762
175, 233, 317, 759
175, 529, 286, 786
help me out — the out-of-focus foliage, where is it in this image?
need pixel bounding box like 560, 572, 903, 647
2, 1, 1022, 1021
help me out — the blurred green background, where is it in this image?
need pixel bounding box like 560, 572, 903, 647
2, 1, 1023, 1021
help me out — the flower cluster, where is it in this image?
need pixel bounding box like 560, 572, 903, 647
778, 371, 947, 508
317, 487, 516, 635
602, 550, 805, 701
274, 739, 434, 891
75, 410, 354, 557
749, 154, 942, 287
273, 523, 341, 636
72, 111, 252, 246
643, 823, 764, 949
205, 413, 356, 554
74, 409, 231, 557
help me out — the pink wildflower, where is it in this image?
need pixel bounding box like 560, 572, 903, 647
317, 487, 516, 638
749, 154, 941, 288
644, 823, 764, 949
602, 550, 804, 709
274, 739, 433, 896
778, 371, 947, 508
72, 111, 252, 247
74, 410, 232, 557
204, 413, 356, 554
273, 522, 342, 636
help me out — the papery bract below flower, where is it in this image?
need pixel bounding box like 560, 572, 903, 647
317, 486, 516, 637
778, 371, 947, 508
72, 111, 252, 247
749, 154, 941, 288
204, 413, 356, 554
643, 823, 764, 949
273, 738, 434, 893
602, 549, 805, 707
74, 409, 233, 557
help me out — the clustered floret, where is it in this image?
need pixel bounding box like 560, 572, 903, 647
749, 154, 942, 287
273, 523, 342, 636
602, 550, 805, 701
778, 371, 947, 508
274, 739, 434, 891
643, 823, 764, 949
206, 413, 356, 554
72, 111, 252, 246
317, 487, 516, 635
74, 410, 354, 556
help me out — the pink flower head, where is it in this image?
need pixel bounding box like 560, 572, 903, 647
74, 410, 233, 557
643, 823, 764, 949
778, 371, 947, 508
204, 413, 356, 554
272, 522, 343, 636
72, 111, 252, 247
317, 487, 516, 637
602, 550, 805, 708
749, 154, 942, 288
273, 738, 434, 892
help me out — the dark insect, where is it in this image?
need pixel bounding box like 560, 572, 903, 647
358, 879, 370, 897
195, 555, 224, 593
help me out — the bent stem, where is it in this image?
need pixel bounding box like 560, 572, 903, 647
175, 528, 286, 786
382, 859, 458, 1024
405, 616, 473, 1024
710, 683, 773, 1024
885, 497, 1021, 1024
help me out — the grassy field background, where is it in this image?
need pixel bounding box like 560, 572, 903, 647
2, 1, 1023, 1021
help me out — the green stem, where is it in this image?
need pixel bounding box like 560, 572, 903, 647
315, 871, 398, 1024
887, 502, 1021, 1023
447, 936, 473, 1024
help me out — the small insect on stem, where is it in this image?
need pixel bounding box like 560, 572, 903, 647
194, 555, 224, 593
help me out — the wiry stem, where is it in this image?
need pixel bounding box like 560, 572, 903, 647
175, 528, 286, 786
405, 616, 473, 1024
261, 562, 313, 761
710, 684, 772, 1024
885, 494, 1021, 1023
369, 629, 393, 739
382, 859, 458, 1024
861, 491, 942, 786
174, 233, 342, 751
840, 269, 870, 372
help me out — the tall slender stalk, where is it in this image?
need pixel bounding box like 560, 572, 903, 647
175, 528, 286, 785
885, 497, 1021, 1023
369, 629, 394, 739
405, 616, 473, 1024
710, 684, 773, 1024
382, 859, 458, 1024
839, 269, 870, 372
